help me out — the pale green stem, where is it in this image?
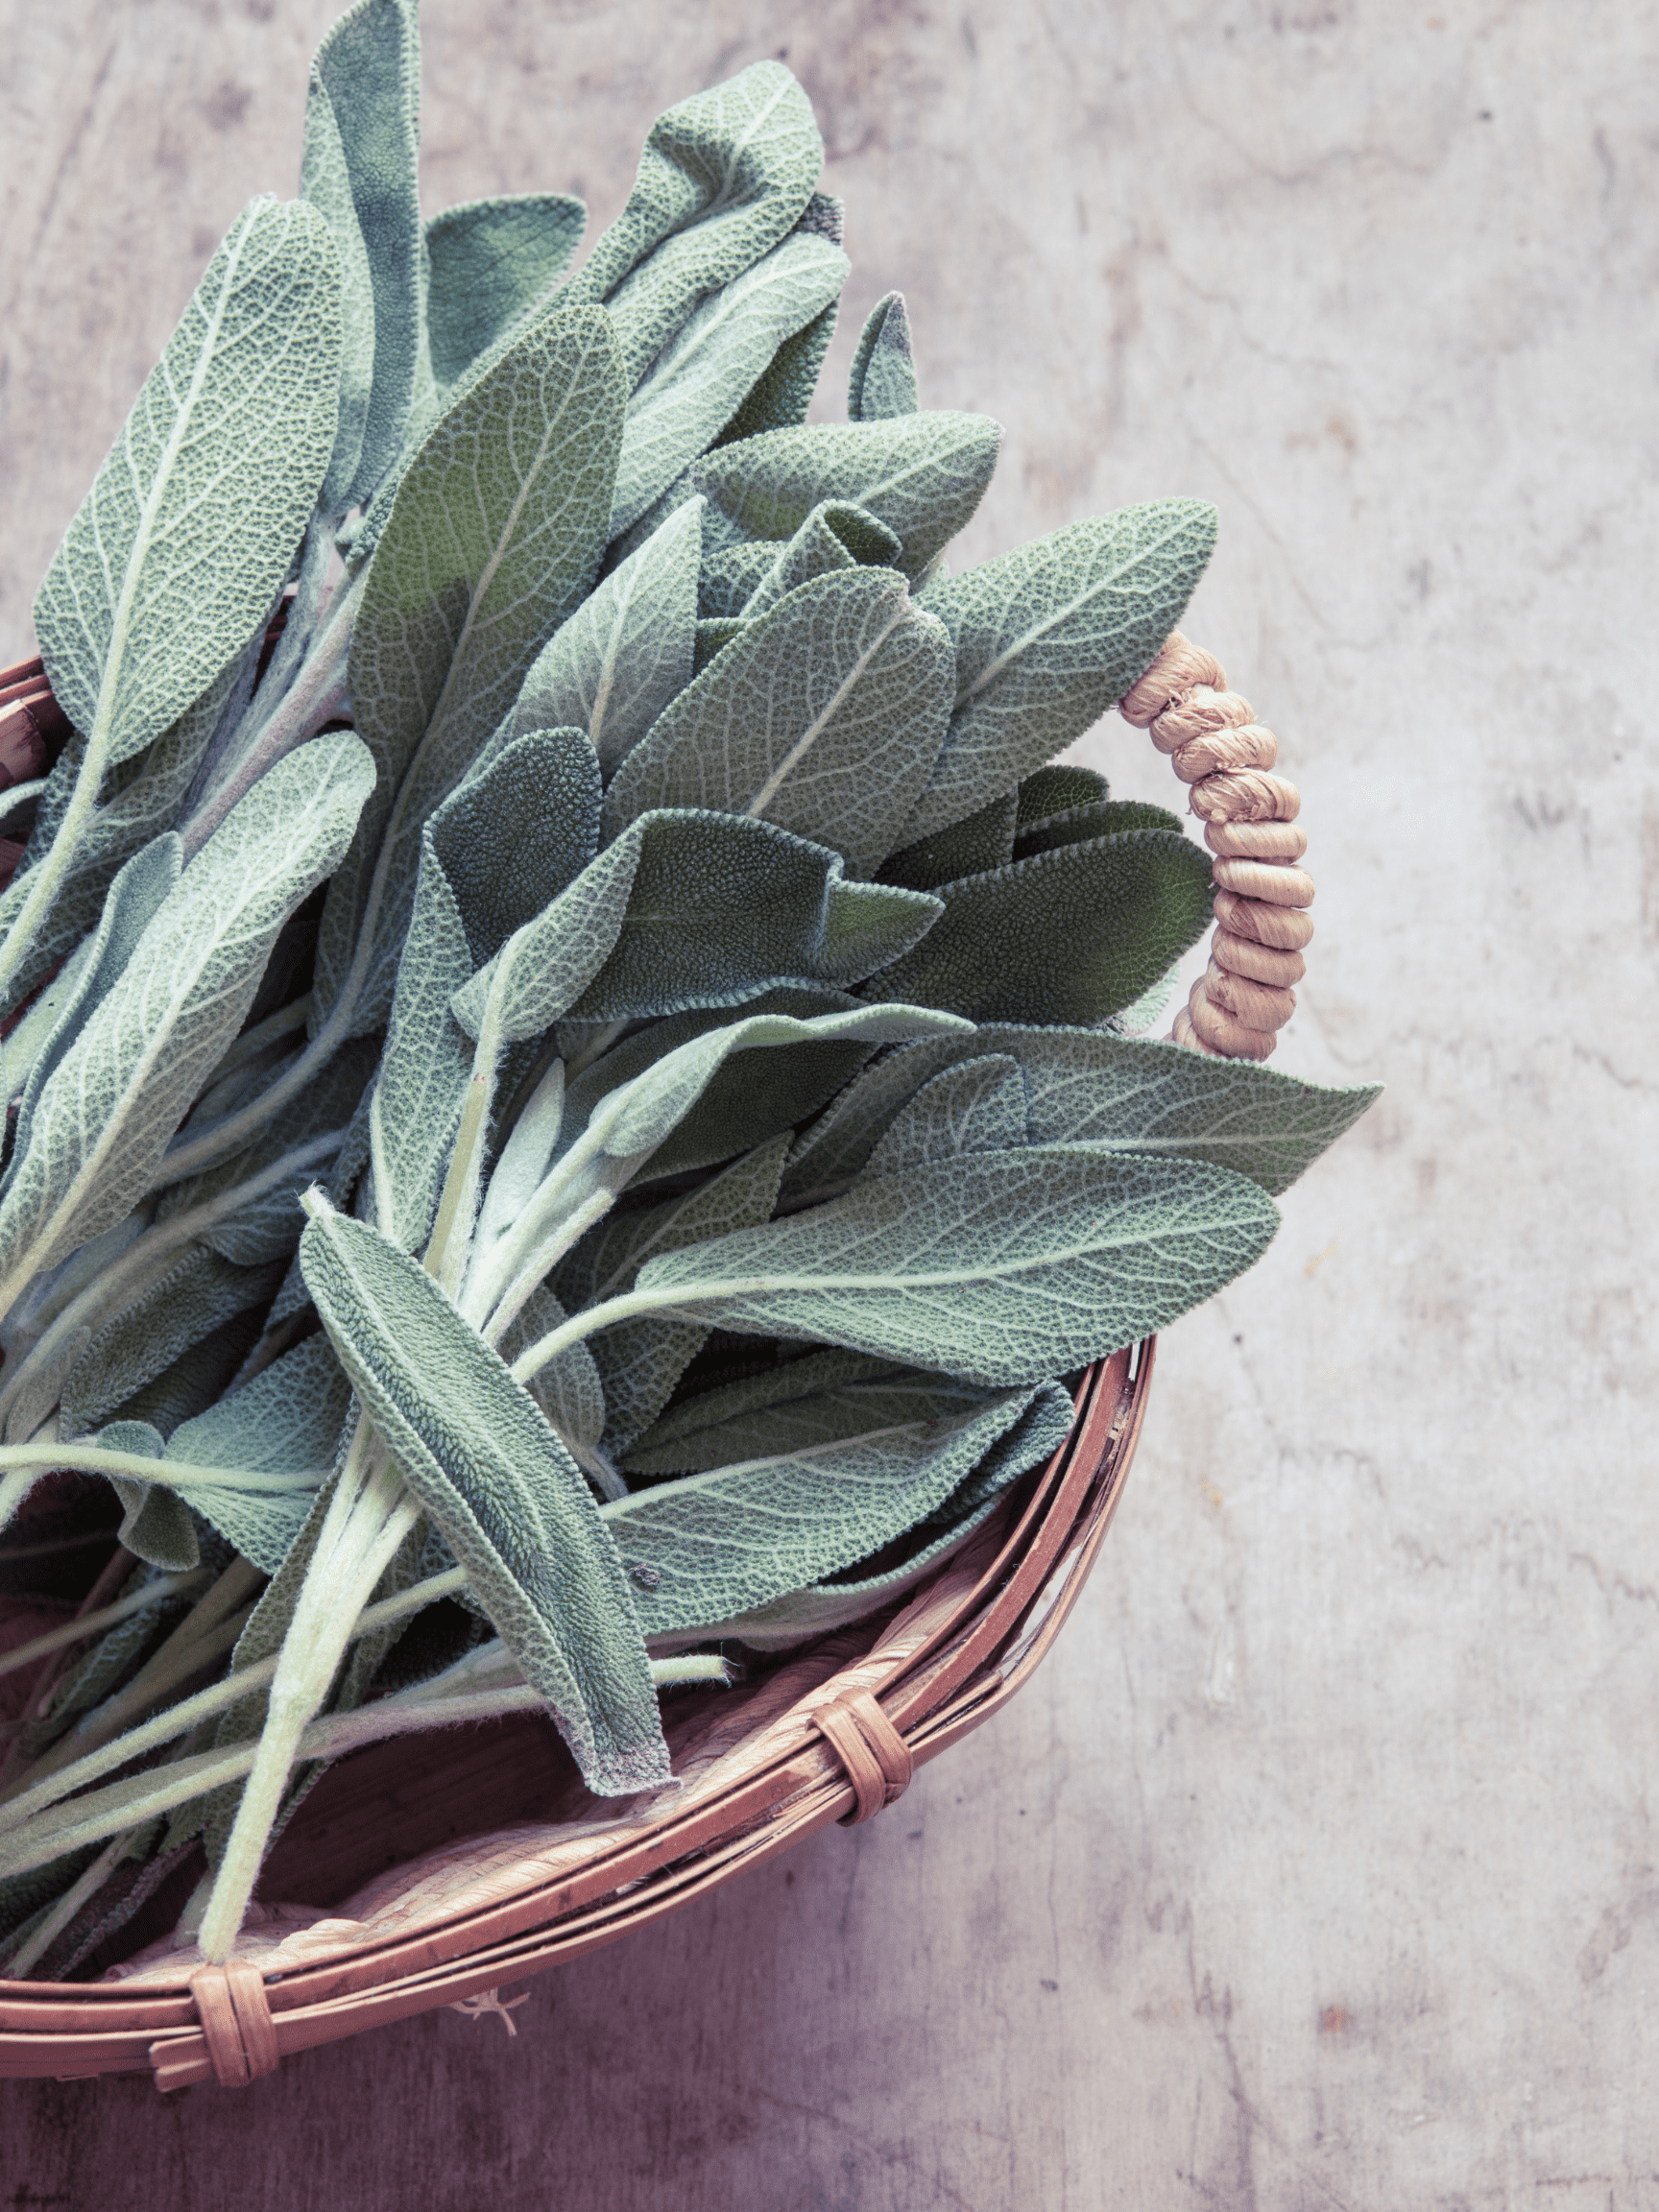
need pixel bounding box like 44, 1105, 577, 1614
0, 1566, 469, 1837
0, 1653, 734, 1883
6, 1822, 141, 1978
481, 1185, 614, 1348
0, 776, 49, 828
507, 1276, 725, 1385
0, 1127, 345, 1414
197, 1426, 420, 1962
0, 1568, 209, 1682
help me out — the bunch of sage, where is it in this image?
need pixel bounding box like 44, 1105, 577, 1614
0, 0, 1376, 1980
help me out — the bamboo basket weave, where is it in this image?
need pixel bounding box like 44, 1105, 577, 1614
0, 621, 1310, 2088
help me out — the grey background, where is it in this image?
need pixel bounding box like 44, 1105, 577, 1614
2, 1, 1654, 2204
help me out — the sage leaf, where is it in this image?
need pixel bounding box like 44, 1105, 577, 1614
498, 1284, 607, 1464
301, 69, 376, 515
96, 1420, 202, 1575
697, 541, 777, 620
741, 500, 902, 620
565, 61, 823, 386
426, 194, 587, 393
692, 619, 744, 676
870, 828, 1213, 1026
709, 191, 844, 450
33, 198, 343, 775
602, 571, 953, 878
508, 501, 702, 781
611, 233, 847, 539
166, 1334, 351, 1574
299, 1199, 671, 1795
898, 500, 1217, 845
691, 412, 1002, 581
616, 1147, 1279, 1387
311, 0, 422, 507
1013, 796, 1184, 862
848, 291, 918, 421
878, 789, 1017, 891
1015, 762, 1106, 828
369, 830, 471, 1254
60, 1249, 285, 1439
3, 836, 180, 1191
433, 727, 601, 968
320, 305, 627, 1035
864, 1055, 1028, 1174
603, 1382, 1062, 1634
781, 1024, 1382, 1205
0, 733, 373, 1304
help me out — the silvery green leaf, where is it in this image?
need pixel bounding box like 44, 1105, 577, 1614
156, 1035, 381, 1265
311, 0, 423, 507
431, 727, 600, 968
34, 198, 343, 773
691, 412, 1001, 581
60, 1247, 285, 1438
319, 306, 626, 1035
565, 61, 823, 386
709, 192, 844, 449
166, 1334, 351, 1574
865, 1055, 1028, 1174
559, 986, 864, 1178
898, 501, 1217, 844
1013, 796, 1183, 862
626, 1146, 1278, 1386
877, 789, 1017, 892
871, 828, 1213, 1026
301, 69, 376, 515
106, 1302, 266, 1440
300, 1200, 670, 1795
3, 836, 180, 1190
0, 733, 373, 1298
698, 541, 777, 619
603, 1382, 1061, 1636
1016, 762, 1106, 828
566, 814, 942, 1023
741, 500, 902, 620
781, 1024, 1381, 1205
509, 501, 701, 781
691, 619, 744, 676
601, 572, 952, 878
848, 291, 918, 421
0, 661, 243, 1021
456, 811, 942, 1043
370, 832, 472, 1254
626, 1346, 988, 1472
96, 1419, 201, 1575
611, 233, 847, 539
426, 194, 587, 393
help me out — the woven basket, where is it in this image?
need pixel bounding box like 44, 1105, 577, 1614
0, 613, 1309, 2086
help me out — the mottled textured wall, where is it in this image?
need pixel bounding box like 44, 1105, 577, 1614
2, 2, 1652, 2204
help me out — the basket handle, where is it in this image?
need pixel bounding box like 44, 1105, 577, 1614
1118, 631, 1314, 1060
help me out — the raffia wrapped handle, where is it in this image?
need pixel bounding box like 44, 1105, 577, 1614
1118, 632, 1313, 1060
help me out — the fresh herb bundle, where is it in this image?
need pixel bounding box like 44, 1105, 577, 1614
0, 1, 1376, 1978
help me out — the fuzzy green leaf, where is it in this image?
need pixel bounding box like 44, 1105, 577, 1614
1013, 796, 1184, 861
60, 1248, 285, 1439
320, 305, 627, 1035
166, 1334, 352, 1574
506, 500, 703, 783
602, 571, 951, 878
624, 1146, 1278, 1386
604, 1380, 1066, 1634
877, 789, 1017, 891
611, 233, 847, 539
781, 1024, 1382, 1205
311, 0, 422, 507
95, 1420, 203, 1574
848, 291, 918, 421
565, 61, 824, 386
426, 194, 587, 393
871, 829, 1213, 1026
742, 501, 902, 620
1015, 763, 1107, 828
300, 1200, 670, 1795
0, 733, 373, 1297
899, 501, 1217, 844
864, 1054, 1029, 1173
301, 70, 376, 515
691, 412, 1001, 581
